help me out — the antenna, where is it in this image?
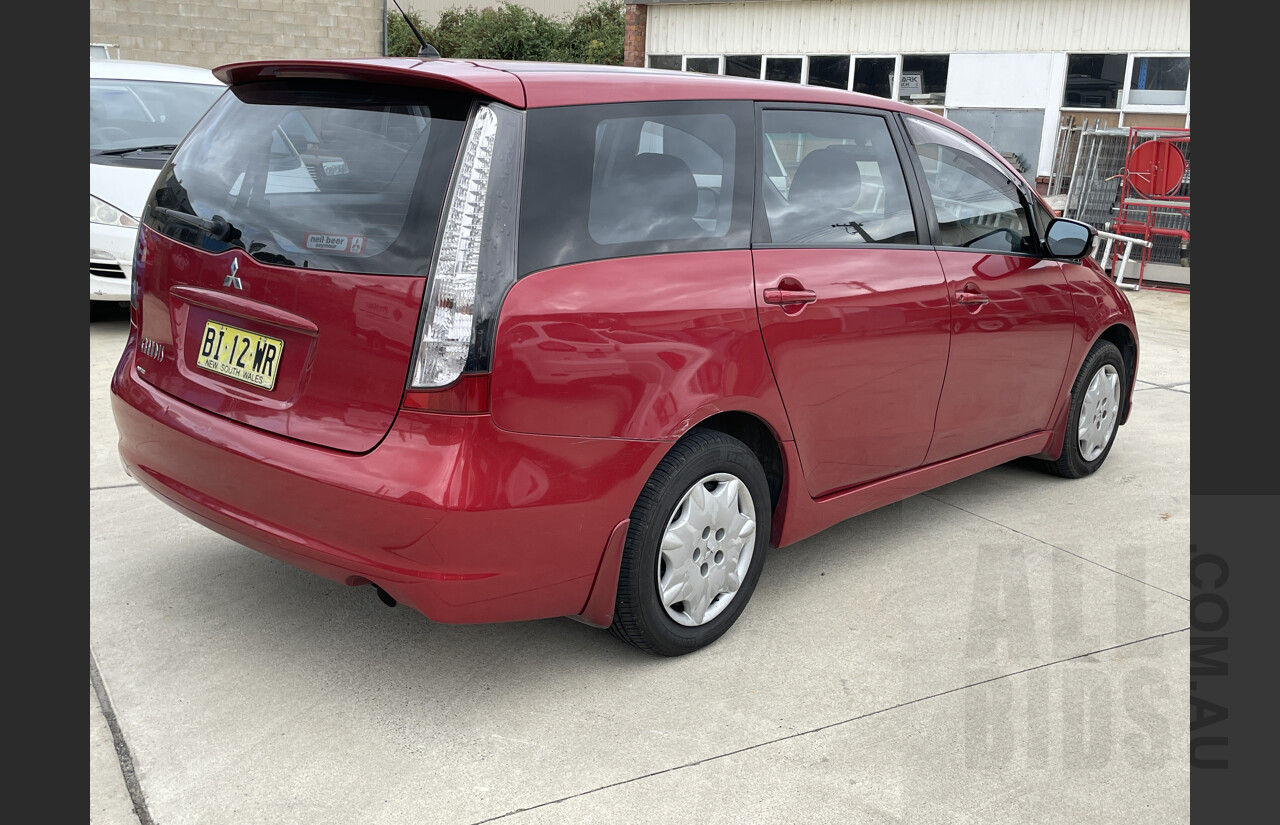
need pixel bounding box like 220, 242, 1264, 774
390, 0, 441, 58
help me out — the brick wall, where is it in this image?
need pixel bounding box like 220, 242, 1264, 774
624, 4, 647, 68
89, 0, 386, 69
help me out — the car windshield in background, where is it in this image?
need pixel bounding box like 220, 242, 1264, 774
91, 77, 226, 155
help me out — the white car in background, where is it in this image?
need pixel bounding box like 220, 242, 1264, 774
91, 59, 225, 310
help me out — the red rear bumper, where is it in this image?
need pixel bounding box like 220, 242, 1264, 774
111, 346, 666, 624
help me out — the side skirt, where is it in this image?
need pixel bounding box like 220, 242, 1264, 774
772, 431, 1054, 548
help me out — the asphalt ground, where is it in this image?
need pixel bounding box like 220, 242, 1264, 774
90, 287, 1190, 825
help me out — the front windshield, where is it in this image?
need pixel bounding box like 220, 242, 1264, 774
90, 77, 226, 154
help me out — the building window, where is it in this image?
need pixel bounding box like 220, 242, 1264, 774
725, 55, 762, 79
684, 56, 721, 75
648, 55, 680, 71
1128, 56, 1190, 106
899, 55, 949, 105
853, 57, 895, 98
765, 57, 804, 84
1063, 54, 1126, 108
807, 55, 850, 90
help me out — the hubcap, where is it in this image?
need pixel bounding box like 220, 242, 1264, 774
1077, 363, 1121, 462
657, 473, 757, 627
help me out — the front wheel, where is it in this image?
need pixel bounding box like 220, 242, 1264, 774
1045, 340, 1127, 479
609, 429, 771, 656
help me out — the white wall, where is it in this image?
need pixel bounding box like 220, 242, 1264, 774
944, 53, 1056, 109
646, 0, 1191, 54
945, 52, 1065, 177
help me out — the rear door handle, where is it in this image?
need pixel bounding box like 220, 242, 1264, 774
763, 288, 818, 306
955, 290, 989, 306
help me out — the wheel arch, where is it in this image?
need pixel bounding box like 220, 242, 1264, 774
684, 411, 786, 516
1096, 322, 1138, 425
1035, 321, 1137, 462
574, 410, 788, 631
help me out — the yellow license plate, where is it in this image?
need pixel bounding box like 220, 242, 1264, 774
197, 321, 284, 390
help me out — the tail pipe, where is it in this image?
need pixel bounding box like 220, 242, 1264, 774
372, 584, 397, 607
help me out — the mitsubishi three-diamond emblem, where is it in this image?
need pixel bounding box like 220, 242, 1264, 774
224, 258, 243, 290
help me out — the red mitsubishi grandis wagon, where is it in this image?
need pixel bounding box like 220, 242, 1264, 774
111, 56, 1138, 656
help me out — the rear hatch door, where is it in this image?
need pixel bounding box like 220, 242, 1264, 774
132, 68, 493, 452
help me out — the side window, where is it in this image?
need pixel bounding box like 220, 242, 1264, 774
588, 114, 735, 245
903, 114, 1035, 254
519, 101, 753, 276
761, 109, 918, 246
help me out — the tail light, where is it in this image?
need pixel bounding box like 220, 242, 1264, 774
409, 101, 524, 398
130, 221, 148, 327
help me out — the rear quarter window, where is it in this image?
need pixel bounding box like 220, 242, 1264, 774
519, 101, 754, 276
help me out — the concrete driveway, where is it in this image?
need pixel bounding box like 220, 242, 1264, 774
90, 288, 1190, 825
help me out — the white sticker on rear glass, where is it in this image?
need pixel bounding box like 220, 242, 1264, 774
304, 233, 367, 253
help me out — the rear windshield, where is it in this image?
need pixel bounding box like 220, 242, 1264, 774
143, 80, 470, 275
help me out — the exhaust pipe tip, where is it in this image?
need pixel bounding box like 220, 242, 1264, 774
373, 584, 397, 607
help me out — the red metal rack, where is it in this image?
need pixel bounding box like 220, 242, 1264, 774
1104, 127, 1190, 289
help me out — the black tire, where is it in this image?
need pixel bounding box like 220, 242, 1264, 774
1045, 340, 1127, 479
609, 428, 770, 656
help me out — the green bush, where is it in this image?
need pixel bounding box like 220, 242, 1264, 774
386, 4, 432, 58
386, 1, 624, 65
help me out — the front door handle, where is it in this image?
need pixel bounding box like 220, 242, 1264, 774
763, 288, 818, 306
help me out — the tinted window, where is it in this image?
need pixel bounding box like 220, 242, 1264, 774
725, 55, 762, 79
899, 54, 949, 103
590, 115, 734, 244
852, 58, 895, 98
765, 58, 803, 84
144, 81, 469, 275
520, 101, 754, 276
685, 57, 720, 75
807, 56, 850, 90
1064, 53, 1126, 108
760, 109, 918, 246
904, 115, 1035, 253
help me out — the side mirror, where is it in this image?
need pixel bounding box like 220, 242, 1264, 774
1044, 217, 1095, 259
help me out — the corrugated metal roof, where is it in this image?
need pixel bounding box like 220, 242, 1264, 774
647, 0, 1190, 54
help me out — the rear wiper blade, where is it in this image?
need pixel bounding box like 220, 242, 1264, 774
151, 206, 235, 240
94, 144, 180, 157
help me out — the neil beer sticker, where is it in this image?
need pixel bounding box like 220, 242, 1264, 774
304, 233, 366, 254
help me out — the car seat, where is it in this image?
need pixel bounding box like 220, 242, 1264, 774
777, 146, 863, 242
616, 152, 706, 241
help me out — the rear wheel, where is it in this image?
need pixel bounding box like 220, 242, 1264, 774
1045, 340, 1126, 478
609, 428, 770, 656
